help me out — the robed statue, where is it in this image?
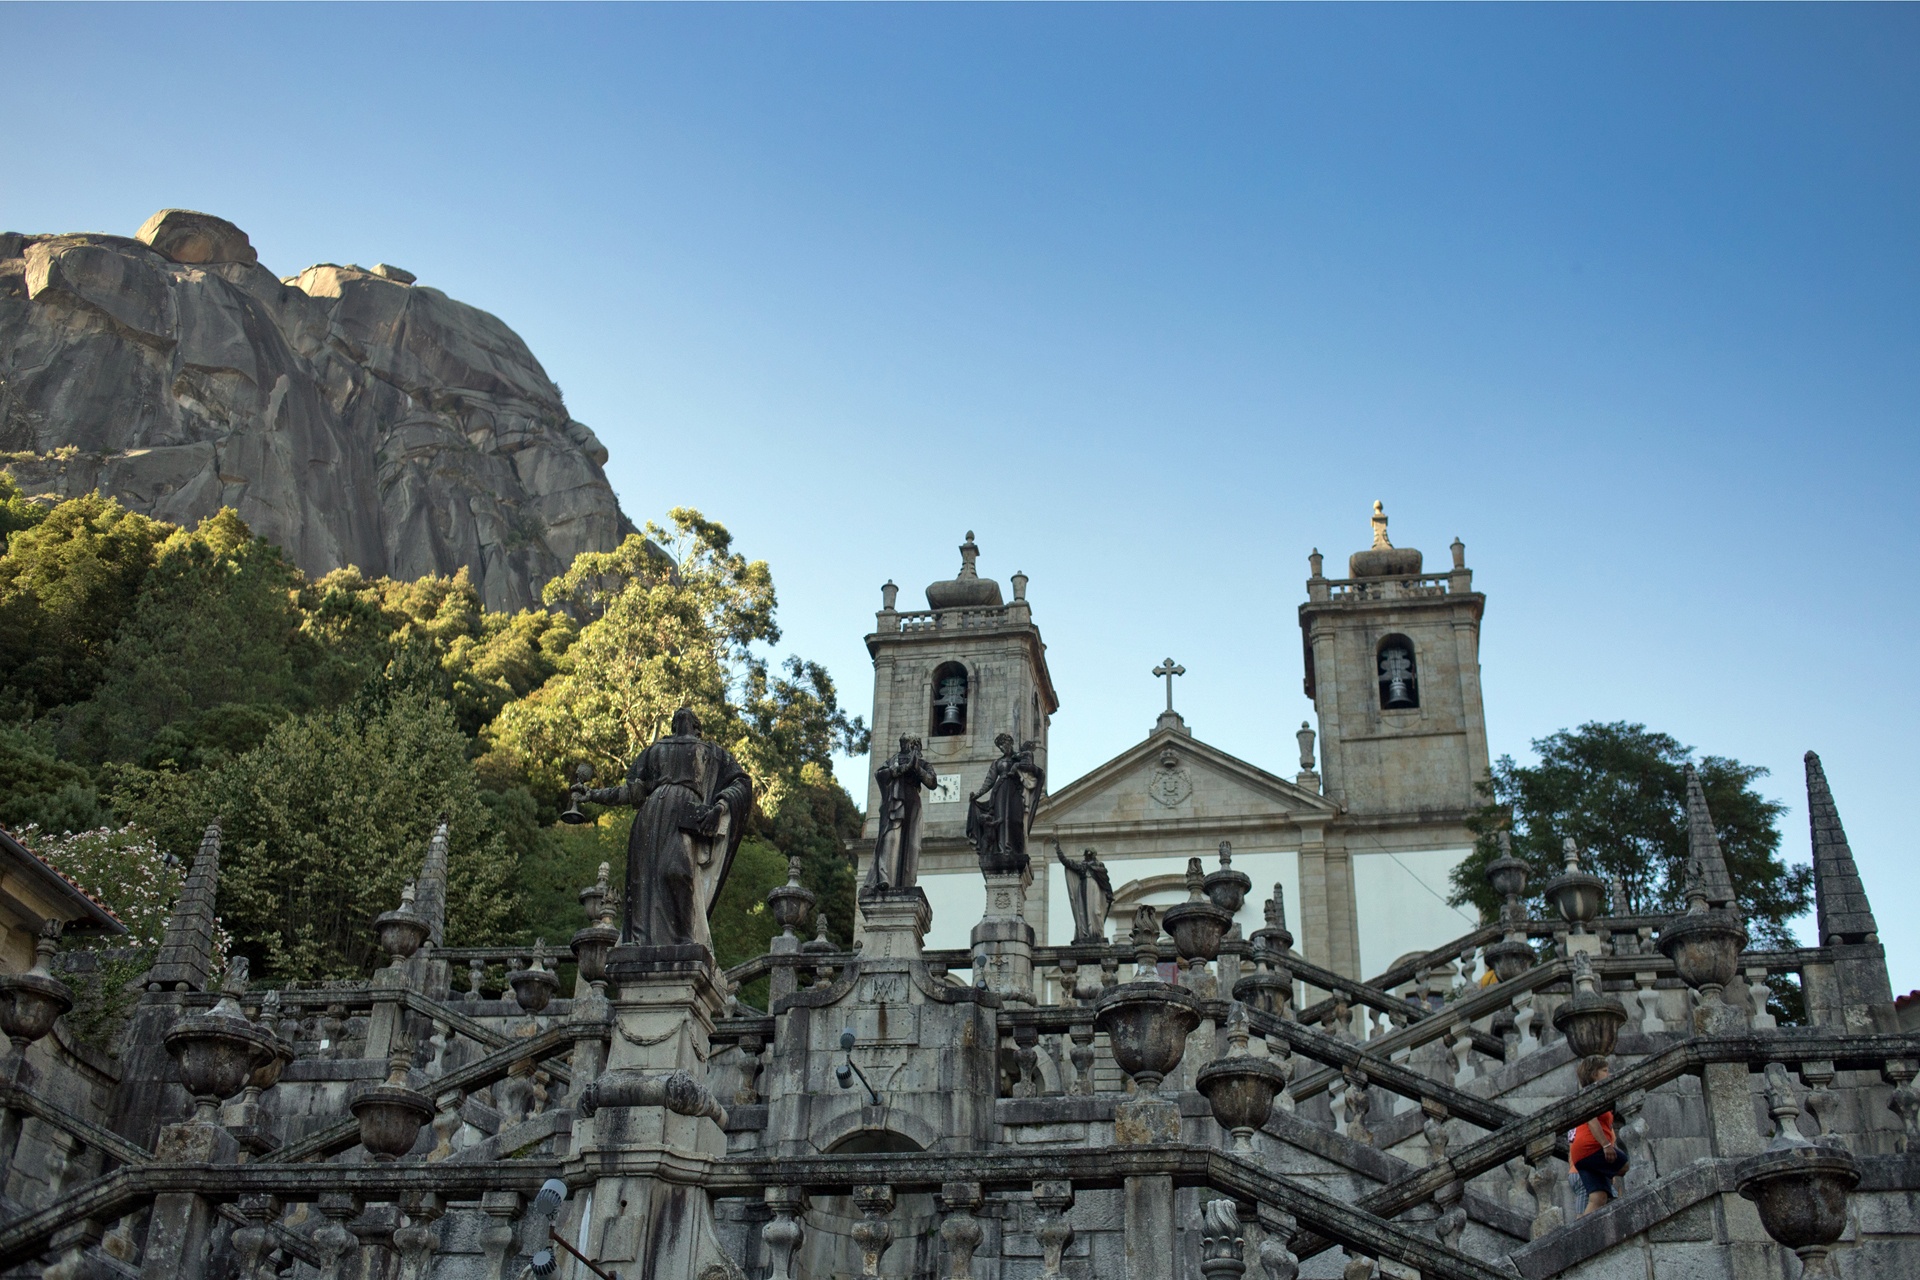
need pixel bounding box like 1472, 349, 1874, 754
868, 735, 938, 891
570, 707, 753, 953
965, 732, 1044, 875
1055, 841, 1113, 944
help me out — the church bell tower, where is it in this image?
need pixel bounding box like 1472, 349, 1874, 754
1298, 502, 1490, 817
860, 534, 1058, 919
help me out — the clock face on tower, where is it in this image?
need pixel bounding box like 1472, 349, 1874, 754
930, 774, 964, 803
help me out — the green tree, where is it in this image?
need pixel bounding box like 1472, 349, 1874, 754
113, 689, 518, 982
489, 510, 867, 944
0, 472, 48, 552
1449, 722, 1810, 949
0, 493, 166, 715
0, 721, 107, 834
62, 510, 309, 765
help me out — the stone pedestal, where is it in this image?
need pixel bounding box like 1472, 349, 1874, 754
140, 1121, 239, 1280
971, 870, 1035, 1004
579, 946, 735, 1280
858, 886, 932, 960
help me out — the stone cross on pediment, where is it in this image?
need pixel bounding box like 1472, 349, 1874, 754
1152, 658, 1186, 713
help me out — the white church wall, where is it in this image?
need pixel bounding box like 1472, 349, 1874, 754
920, 870, 987, 952
1349, 846, 1480, 980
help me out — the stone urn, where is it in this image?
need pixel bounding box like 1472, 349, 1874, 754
0, 926, 73, 1055
1196, 1054, 1288, 1152
766, 855, 817, 938
570, 919, 618, 990
373, 883, 431, 964
1540, 839, 1604, 932
1483, 939, 1536, 984
1737, 1145, 1859, 1277
1231, 969, 1292, 1017
1204, 842, 1252, 916
351, 1051, 436, 1161
1094, 982, 1200, 1092
1163, 901, 1234, 964
1551, 953, 1627, 1057
165, 993, 278, 1122
1657, 910, 1748, 995
508, 947, 561, 1013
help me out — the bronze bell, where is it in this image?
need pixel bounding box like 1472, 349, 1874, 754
560, 764, 592, 825
936, 675, 968, 727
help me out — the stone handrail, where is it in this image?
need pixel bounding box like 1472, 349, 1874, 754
0, 1081, 149, 1168
261, 1023, 577, 1164
1286, 1028, 1920, 1261
708, 1145, 1510, 1280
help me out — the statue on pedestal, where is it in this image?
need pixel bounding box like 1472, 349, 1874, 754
966, 733, 1044, 875
1056, 842, 1114, 945
867, 736, 937, 891
570, 707, 753, 953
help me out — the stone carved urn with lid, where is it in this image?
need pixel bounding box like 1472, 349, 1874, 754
1094, 907, 1200, 1093
164, 960, 279, 1123
1540, 838, 1605, 933
351, 1047, 436, 1161
1550, 951, 1628, 1057
0, 923, 73, 1057
1736, 1065, 1861, 1278
570, 863, 620, 994
508, 946, 561, 1013
374, 881, 431, 965
1163, 857, 1234, 965
1195, 1010, 1288, 1152
1482, 833, 1538, 983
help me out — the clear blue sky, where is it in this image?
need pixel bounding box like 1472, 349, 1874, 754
6, 4, 1916, 987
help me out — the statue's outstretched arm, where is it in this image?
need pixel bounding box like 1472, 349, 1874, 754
580, 783, 633, 806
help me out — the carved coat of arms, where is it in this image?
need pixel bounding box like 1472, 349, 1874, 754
1148, 750, 1193, 808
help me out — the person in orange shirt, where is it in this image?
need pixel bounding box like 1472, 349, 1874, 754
1570, 1055, 1629, 1213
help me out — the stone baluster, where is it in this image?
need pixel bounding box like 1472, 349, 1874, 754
1199, 1198, 1245, 1279
1432, 1179, 1467, 1253
1253, 1209, 1300, 1280
763, 1186, 805, 1280
938, 1182, 984, 1279
1341, 1251, 1377, 1280
428, 1090, 464, 1161
1070, 1019, 1096, 1095
1618, 1088, 1652, 1177
1524, 1142, 1566, 1239
1503, 1157, 1532, 1217
392, 1194, 443, 1280
1421, 1101, 1450, 1167
1265, 1032, 1296, 1114
1513, 990, 1538, 1055
1341, 1066, 1373, 1146
1101, 953, 1120, 993
1798, 1060, 1837, 1140
852, 1184, 895, 1277
311, 1193, 361, 1280
736, 1032, 766, 1105
467, 958, 487, 1001
227, 1195, 278, 1280
1034, 1180, 1074, 1277
1634, 971, 1663, 1034
1446, 1020, 1474, 1086
1048, 1032, 1067, 1095
41, 1127, 75, 1200
1743, 966, 1778, 1030
1013, 1024, 1041, 1098
478, 1191, 521, 1280
1882, 1059, 1920, 1153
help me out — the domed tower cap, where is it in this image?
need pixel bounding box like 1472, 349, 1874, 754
926, 530, 1005, 609
1348, 501, 1423, 578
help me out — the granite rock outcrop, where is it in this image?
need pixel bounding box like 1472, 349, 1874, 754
0, 208, 631, 611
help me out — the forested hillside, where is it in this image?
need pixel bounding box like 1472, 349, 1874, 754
0, 474, 865, 983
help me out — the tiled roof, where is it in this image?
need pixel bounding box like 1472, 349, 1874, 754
0, 825, 127, 933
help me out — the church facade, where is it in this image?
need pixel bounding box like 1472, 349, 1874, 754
858, 504, 1491, 981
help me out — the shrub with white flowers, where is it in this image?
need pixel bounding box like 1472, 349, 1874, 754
23, 824, 230, 955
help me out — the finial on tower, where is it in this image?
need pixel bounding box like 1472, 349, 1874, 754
1370, 501, 1393, 550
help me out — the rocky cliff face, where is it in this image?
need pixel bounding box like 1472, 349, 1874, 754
0, 209, 632, 611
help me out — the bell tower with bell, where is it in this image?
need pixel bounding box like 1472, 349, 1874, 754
860, 533, 1059, 888
1298, 501, 1490, 817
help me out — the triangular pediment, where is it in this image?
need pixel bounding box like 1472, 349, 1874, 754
1034, 727, 1339, 836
